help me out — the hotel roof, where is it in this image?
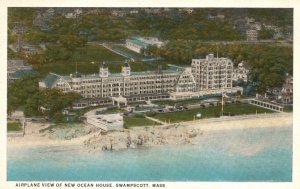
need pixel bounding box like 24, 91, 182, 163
42, 73, 61, 87
8, 69, 36, 79
42, 65, 185, 82
126, 38, 149, 49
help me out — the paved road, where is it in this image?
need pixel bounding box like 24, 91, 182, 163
193, 40, 293, 47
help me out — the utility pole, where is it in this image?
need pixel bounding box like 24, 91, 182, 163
221, 87, 224, 117
75, 61, 78, 73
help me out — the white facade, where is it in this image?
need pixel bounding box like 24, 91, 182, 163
125, 37, 165, 54
191, 54, 233, 91
40, 55, 239, 102
125, 40, 143, 53
246, 29, 258, 41
232, 62, 249, 82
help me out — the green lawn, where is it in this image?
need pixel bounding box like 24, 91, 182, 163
7, 122, 22, 132
36, 44, 156, 76
36, 45, 126, 76
124, 115, 157, 128
128, 101, 147, 105
153, 98, 222, 106
150, 60, 172, 69
113, 45, 146, 59
153, 99, 205, 106
283, 105, 293, 112
101, 107, 123, 114
71, 45, 126, 62
150, 103, 275, 123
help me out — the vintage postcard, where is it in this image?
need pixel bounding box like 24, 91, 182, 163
1, 0, 299, 189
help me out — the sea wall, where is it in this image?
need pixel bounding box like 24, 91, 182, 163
83, 113, 292, 152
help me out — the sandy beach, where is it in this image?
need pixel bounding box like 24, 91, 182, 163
182, 112, 292, 131
7, 113, 292, 151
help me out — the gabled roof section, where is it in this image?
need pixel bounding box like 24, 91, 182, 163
42, 73, 61, 87
126, 38, 149, 49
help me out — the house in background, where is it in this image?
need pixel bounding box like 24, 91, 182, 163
7, 58, 35, 83
267, 74, 293, 104
125, 37, 165, 54
7, 59, 32, 72
246, 29, 258, 41
232, 61, 249, 83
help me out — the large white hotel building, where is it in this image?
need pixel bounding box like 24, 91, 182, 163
39, 54, 242, 107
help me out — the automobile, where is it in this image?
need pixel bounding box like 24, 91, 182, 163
183, 106, 189, 110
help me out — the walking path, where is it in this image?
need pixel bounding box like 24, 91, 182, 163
90, 42, 162, 64
99, 43, 132, 59
145, 116, 167, 125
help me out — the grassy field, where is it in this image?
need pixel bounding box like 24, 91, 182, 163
128, 101, 147, 105
71, 45, 126, 62
103, 107, 122, 114
283, 105, 293, 112
112, 45, 146, 59
124, 115, 157, 128
36, 44, 126, 76
153, 99, 205, 106
150, 103, 275, 123
35, 44, 155, 76
7, 122, 22, 131
153, 97, 223, 106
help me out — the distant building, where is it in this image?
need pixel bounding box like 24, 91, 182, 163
285, 25, 293, 40
263, 24, 280, 32
273, 31, 284, 40
74, 9, 82, 15
8, 69, 35, 82
7, 59, 32, 72
249, 22, 262, 31
111, 10, 127, 17
267, 74, 293, 104
33, 8, 55, 29
178, 8, 194, 14
33, 13, 43, 27
246, 29, 258, 41
125, 37, 165, 54
16, 45, 37, 55
279, 74, 293, 104
144, 8, 162, 14
63, 8, 82, 19
207, 13, 225, 20
129, 10, 139, 14
216, 14, 225, 19
232, 62, 249, 83
245, 17, 255, 24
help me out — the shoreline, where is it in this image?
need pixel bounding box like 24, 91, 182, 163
180, 112, 292, 131
7, 113, 292, 151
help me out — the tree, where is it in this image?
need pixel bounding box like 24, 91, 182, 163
60, 35, 87, 53
7, 74, 41, 115
24, 92, 43, 116
258, 29, 273, 40
53, 112, 63, 123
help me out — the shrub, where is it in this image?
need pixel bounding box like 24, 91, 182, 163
145, 111, 157, 117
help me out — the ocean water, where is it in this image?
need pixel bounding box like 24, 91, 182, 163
7, 126, 292, 181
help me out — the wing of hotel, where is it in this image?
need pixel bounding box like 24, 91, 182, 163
39, 54, 243, 108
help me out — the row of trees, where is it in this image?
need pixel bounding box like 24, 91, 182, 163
146, 40, 293, 93
8, 75, 81, 122
8, 8, 293, 45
